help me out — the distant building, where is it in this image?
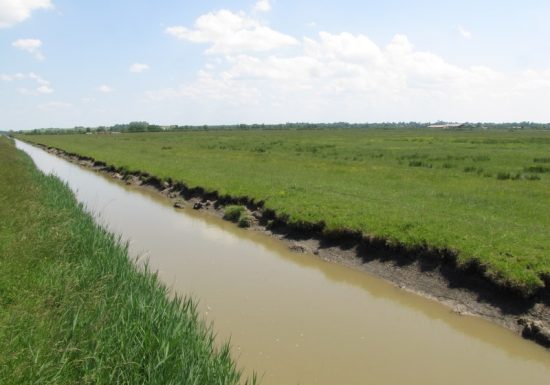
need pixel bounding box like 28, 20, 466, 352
428, 123, 466, 129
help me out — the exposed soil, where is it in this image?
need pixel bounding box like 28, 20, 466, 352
31, 143, 550, 349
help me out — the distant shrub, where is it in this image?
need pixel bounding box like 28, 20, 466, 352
463, 166, 476, 172
442, 163, 454, 169
534, 157, 550, 163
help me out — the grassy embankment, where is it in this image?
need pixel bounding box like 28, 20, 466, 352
20, 129, 550, 295
0, 136, 249, 384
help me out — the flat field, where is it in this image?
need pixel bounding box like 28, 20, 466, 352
21, 129, 550, 294
0, 136, 245, 384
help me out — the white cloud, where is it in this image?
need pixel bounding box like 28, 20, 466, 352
0, 0, 53, 28
36, 84, 53, 93
150, 25, 550, 122
130, 63, 149, 73
98, 84, 113, 93
458, 25, 472, 39
1, 71, 53, 94
304, 32, 384, 64
12, 38, 44, 60
254, 0, 271, 13
165, 9, 297, 54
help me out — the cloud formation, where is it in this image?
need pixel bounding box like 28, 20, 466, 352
0, 71, 53, 94
165, 9, 297, 54
12, 38, 44, 60
130, 63, 149, 73
98, 84, 113, 93
0, 0, 53, 28
156, 8, 550, 122
254, 0, 271, 13
458, 25, 472, 39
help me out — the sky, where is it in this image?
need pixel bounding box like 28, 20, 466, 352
1, 0, 550, 130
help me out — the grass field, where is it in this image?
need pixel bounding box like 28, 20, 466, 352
19, 129, 550, 295
0, 136, 248, 384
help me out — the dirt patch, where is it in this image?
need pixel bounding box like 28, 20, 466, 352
35, 143, 550, 349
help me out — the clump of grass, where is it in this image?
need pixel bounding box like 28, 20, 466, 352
464, 166, 485, 175
534, 157, 550, 163
0, 138, 249, 385
496, 172, 522, 180
472, 155, 490, 161
238, 214, 252, 228
496, 172, 511, 180
408, 160, 432, 168
223, 205, 251, 227
223, 205, 246, 221
524, 165, 550, 173
524, 174, 541, 181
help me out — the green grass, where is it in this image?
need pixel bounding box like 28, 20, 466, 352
223, 205, 251, 228
223, 205, 246, 222
18, 129, 550, 295
0, 136, 249, 384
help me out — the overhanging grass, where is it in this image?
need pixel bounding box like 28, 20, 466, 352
0, 136, 250, 384
18, 129, 550, 294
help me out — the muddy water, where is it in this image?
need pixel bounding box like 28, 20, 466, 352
16, 139, 550, 385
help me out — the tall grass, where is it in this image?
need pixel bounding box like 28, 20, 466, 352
0, 137, 250, 385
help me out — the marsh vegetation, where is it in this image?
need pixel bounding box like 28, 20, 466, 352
20, 128, 550, 295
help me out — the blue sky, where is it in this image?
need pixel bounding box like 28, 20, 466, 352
1, 0, 550, 130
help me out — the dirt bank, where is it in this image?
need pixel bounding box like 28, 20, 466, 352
29, 142, 550, 349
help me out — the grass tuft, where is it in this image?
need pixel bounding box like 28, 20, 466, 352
223, 205, 245, 222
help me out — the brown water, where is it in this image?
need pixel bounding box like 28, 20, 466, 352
16, 139, 550, 385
